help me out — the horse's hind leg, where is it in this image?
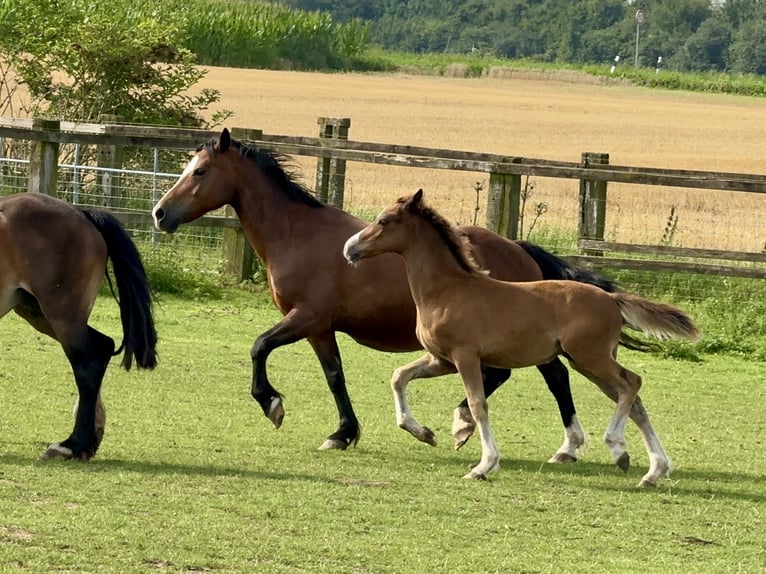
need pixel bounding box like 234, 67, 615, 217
391, 353, 456, 446
537, 359, 586, 464
42, 326, 114, 460
569, 355, 641, 477
629, 395, 672, 487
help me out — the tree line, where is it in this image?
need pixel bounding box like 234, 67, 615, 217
277, 0, 766, 75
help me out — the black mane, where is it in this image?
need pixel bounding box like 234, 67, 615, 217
400, 197, 482, 274
200, 138, 324, 208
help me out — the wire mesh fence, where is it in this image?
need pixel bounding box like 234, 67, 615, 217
0, 142, 227, 279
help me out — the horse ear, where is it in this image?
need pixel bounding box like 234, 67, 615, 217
219, 128, 231, 152
405, 188, 424, 211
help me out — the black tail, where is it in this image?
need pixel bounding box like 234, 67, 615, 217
82, 209, 158, 370
516, 240, 618, 293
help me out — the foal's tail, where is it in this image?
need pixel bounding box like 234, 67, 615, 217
516, 240, 618, 292
82, 209, 158, 371
612, 292, 700, 343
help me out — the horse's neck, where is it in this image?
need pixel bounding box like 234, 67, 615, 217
402, 226, 473, 306
231, 172, 295, 261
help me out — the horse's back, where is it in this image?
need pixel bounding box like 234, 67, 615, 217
460, 226, 543, 282
0, 193, 107, 322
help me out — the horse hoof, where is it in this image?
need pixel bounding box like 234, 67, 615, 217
39, 443, 74, 461
463, 471, 487, 480
422, 427, 437, 447
267, 397, 284, 429
318, 438, 349, 451
616, 452, 631, 473
637, 478, 658, 488
548, 452, 577, 464
452, 430, 473, 451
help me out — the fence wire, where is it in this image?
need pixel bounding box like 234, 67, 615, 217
0, 148, 225, 278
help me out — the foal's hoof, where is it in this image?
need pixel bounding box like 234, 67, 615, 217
452, 408, 474, 451
39, 443, 74, 461
637, 477, 658, 488
548, 452, 577, 464
463, 470, 487, 481
267, 397, 285, 429
616, 452, 631, 473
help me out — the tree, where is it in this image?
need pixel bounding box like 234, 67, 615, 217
730, 19, 766, 75
676, 17, 732, 71
0, 0, 228, 126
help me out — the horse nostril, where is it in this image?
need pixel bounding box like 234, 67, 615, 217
154, 207, 165, 221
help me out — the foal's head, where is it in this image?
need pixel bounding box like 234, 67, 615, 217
153, 127, 320, 233
343, 189, 480, 273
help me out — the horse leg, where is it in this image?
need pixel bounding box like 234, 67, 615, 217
451, 366, 508, 450
537, 359, 586, 464
453, 350, 500, 480
569, 356, 641, 477
13, 300, 111, 460
250, 309, 314, 430
628, 395, 672, 487
307, 333, 360, 451
391, 353, 456, 446
42, 326, 114, 460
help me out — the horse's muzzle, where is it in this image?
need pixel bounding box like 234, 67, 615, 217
152, 207, 180, 234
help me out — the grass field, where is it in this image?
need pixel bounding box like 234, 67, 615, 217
1, 291, 764, 573
192, 67, 766, 253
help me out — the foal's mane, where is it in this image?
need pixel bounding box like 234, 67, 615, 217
200, 138, 324, 208
401, 197, 482, 274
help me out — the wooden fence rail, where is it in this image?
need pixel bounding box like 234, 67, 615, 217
1, 116, 764, 280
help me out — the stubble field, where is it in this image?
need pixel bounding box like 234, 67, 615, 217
194, 67, 766, 252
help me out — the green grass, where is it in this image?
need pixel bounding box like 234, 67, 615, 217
1, 289, 764, 573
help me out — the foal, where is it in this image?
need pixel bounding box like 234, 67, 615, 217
343, 190, 699, 486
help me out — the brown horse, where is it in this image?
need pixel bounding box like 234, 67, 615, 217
0, 192, 157, 460
152, 128, 617, 457
343, 190, 700, 486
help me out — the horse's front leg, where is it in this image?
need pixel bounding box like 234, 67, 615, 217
391, 353, 456, 446
251, 309, 313, 429
307, 333, 360, 450
452, 365, 509, 450
453, 350, 500, 480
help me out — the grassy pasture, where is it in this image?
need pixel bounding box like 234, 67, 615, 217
1, 291, 764, 573
194, 67, 766, 253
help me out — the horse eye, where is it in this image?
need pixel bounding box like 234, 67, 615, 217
377, 218, 387, 226
193, 167, 207, 177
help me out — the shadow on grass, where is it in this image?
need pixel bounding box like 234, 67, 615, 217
2, 443, 763, 504
379, 447, 766, 503
0, 450, 335, 485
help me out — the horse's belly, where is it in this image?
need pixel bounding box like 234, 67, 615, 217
342, 316, 421, 353
480, 335, 560, 369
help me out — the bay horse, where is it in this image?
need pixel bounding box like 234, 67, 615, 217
0, 192, 157, 460
343, 189, 700, 486
152, 128, 616, 458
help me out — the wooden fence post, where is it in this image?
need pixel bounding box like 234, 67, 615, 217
578, 152, 609, 254
0, 136, 5, 190
98, 114, 124, 208
28, 118, 60, 195
222, 127, 262, 282
315, 117, 350, 208
485, 159, 521, 239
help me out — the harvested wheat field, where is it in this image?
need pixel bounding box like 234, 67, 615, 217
197, 67, 765, 252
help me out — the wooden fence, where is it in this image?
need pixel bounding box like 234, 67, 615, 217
1, 116, 765, 280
